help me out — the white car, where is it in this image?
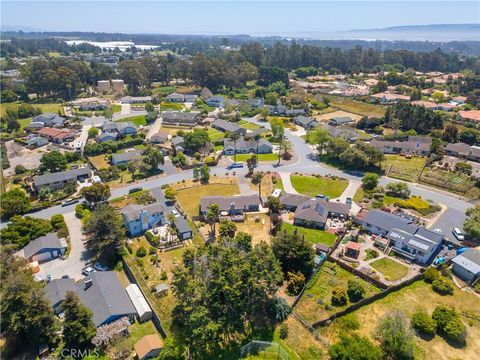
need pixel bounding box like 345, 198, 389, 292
82, 266, 96, 276
171, 209, 180, 217
452, 228, 465, 241
433, 228, 443, 234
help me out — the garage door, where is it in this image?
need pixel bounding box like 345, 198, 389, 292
32, 252, 52, 263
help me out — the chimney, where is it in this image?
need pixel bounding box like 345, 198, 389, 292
84, 278, 93, 290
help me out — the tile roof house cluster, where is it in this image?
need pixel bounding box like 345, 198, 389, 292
371, 92, 410, 104
164, 92, 198, 103
29, 113, 66, 128
121, 203, 165, 236
33, 167, 92, 192
101, 121, 137, 136
16, 233, 67, 263
200, 195, 261, 221
294, 115, 318, 130
458, 110, 480, 123
212, 119, 246, 135
370, 136, 432, 156
162, 111, 200, 126
451, 248, 480, 283
445, 143, 480, 163
223, 137, 273, 155
44, 272, 136, 327
38, 128, 75, 144
111, 150, 144, 165
355, 209, 443, 264
279, 194, 350, 230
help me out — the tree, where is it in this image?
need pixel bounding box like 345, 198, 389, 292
265, 196, 282, 213
386, 182, 411, 199
200, 164, 210, 184
375, 311, 415, 360
362, 173, 379, 191
234, 232, 253, 252
0, 215, 53, 247
184, 129, 209, 153
272, 230, 314, 277
219, 219, 237, 239
443, 124, 458, 143
411, 310, 437, 336
193, 166, 200, 182
88, 127, 99, 139
0, 188, 30, 220
331, 287, 348, 306
228, 131, 240, 163
464, 204, 480, 241
164, 187, 176, 202
455, 162, 472, 175
270, 117, 285, 142
62, 291, 96, 351
329, 334, 383, 360
127, 161, 138, 181
118, 60, 147, 95
82, 204, 125, 265
307, 126, 329, 154
339, 147, 369, 169
143, 145, 164, 170
347, 280, 366, 302
206, 203, 219, 236
432, 306, 466, 345
172, 242, 282, 356
40, 150, 67, 172
246, 155, 257, 174
252, 172, 264, 198
81, 183, 111, 206
259, 107, 269, 121
286, 271, 305, 295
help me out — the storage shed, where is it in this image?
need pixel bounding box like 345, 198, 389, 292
126, 284, 153, 322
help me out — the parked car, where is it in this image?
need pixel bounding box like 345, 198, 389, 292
61, 275, 70, 279
452, 227, 465, 241
316, 194, 329, 201
228, 163, 243, 169
171, 209, 180, 217
129, 187, 143, 194
62, 198, 80, 207
346, 197, 352, 206
94, 262, 108, 271
82, 266, 96, 276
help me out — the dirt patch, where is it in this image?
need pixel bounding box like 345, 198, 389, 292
313, 110, 362, 123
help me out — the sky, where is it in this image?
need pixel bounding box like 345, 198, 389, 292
1, 1, 479, 36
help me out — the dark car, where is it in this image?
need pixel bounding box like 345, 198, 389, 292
228, 163, 244, 169
129, 187, 143, 194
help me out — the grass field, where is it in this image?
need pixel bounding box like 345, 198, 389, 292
160, 101, 184, 111
296, 261, 381, 323
383, 155, 426, 181
114, 115, 147, 127
280, 222, 337, 246
353, 187, 364, 203
232, 153, 279, 162
87, 155, 110, 170
239, 119, 260, 130
370, 257, 409, 281
207, 128, 225, 141
324, 95, 386, 118
0, 102, 64, 117
290, 175, 348, 199
317, 280, 480, 360
111, 104, 122, 113
236, 213, 271, 245
175, 182, 240, 218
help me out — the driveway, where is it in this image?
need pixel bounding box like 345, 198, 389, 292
37, 212, 91, 281
279, 172, 298, 194
146, 115, 163, 140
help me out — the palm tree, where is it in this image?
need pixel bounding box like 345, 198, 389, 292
127, 161, 137, 181
228, 132, 241, 163
254, 133, 261, 162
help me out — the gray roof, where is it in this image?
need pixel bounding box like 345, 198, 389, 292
325, 201, 351, 216
245, 127, 268, 138
388, 227, 443, 254
154, 284, 169, 293
173, 216, 192, 234
34, 167, 91, 187
26, 136, 47, 145
33, 113, 65, 126
171, 136, 185, 147
116, 122, 136, 132
452, 248, 480, 275
98, 132, 117, 142
358, 209, 418, 234
294, 199, 329, 224
121, 203, 165, 222
286, 109, 306, 116
329, 116, 354, 125
150, 131, 168, 143
162, 111, 199, 124
45, 272, 136, 326
279, 193, 311, 208
223, 137, 272, 152
212, 119, 242, 133
294, 115, 316, 127
165, 92, 184, 100
200, 195, 261, 212
23, 233, 66, 259
370, 139, 431, 153
111, 150, 143, 164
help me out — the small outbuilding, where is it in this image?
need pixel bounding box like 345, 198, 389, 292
134, 334, 163, 360
344, 241, 361, 259
125, 284, 153, 322
452, 248, 480, 283
153, 283, 169, 297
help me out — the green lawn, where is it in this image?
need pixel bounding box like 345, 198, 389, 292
290, 175, 348, 198
239, 119, 260, 130
280, 222, 337, 246
296, 261, 381, 323
111, 320, 158, 353
160, 101, 183, 111
114, 115, 147, 127
370, 257, 409, 281
383, 155, 426, 181
111, 104, 122, 113
0, 102, 64, 117
353, 187, 364, 203
207, 128, 225, 141
232, 153, 279, 162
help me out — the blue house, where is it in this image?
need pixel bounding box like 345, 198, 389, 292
97, 132, 117, 143
121, 203, 165, 236
205, 96, 225, 108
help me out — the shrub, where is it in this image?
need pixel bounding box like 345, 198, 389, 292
365, 248, 379, 260
50, 214, 66, 230
160, 270, 168, 280
125, 242, 133, 254
286, 271, 305, 296
336, 313, 360, 331
14, 164, 27, 174
329, 334, 383, 360
268, 296, 290, 323
149, 247, 156, 255
432, 306, 467, 345
279, 323, 289, 339
136, 246, 147, 258
423, 267, 440, 283
347, 280, 366, 302
411, 310, 437, 336
145, 231, 159, 246
432, 278, 454, 295
331, 287, 348, 306
57, 226, 69, 239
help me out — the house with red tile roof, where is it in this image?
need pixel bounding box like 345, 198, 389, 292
38, 128, 75, 144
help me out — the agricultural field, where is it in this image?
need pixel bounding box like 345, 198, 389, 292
280, 222, 337, 246
296, 261, 381, 323
290, 175, 348, 199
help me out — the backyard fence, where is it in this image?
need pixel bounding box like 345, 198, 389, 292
239, 340, 289, 360
327, 256, 389, 290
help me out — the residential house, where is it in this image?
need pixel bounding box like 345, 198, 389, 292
285, 109, 307, 117
33, 167, 92, 192
32, 113, 65, 127
279, 193, 311, 211
162, 111, 199, 126
293, 115, 318, 130
445, 143, 480, 163
111, 79, 125, 93
121, 203, 165, 236
212, 119, 246, 136
266, 105, 287, 116
25, 122, 45, 131
244, 127, 268, 139
292, 198, 350, 229
205, 96, 225, 108
185, 94, 198, 103
436, 103, 456, 112
97, 132, 117, 143
16, 233, 67, 263
200, 195, 261, 221
451, 248, 480, 282
38, 128, 75, 144
247, 98, 264, 108
134, 334, 163, 360
458, 110, 480, 123
370, 92, 410, 104
223, 137, 273, 155
165, 92, 185, 102
149, 131, 169, 144
355, 208, 418, 236
171, 136, 186, 154
411, 100, 438, 110
452, 96, 467, 105
121, 96, 152, 104
71, 97, 109, 111
26, 136, 48, 148
370, 136, 432, 156
111, 150, 143, 166
44, 272, 136, 326
328, 116, 355, 127
101, 122, 137, 136
172, 215, 193, 240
